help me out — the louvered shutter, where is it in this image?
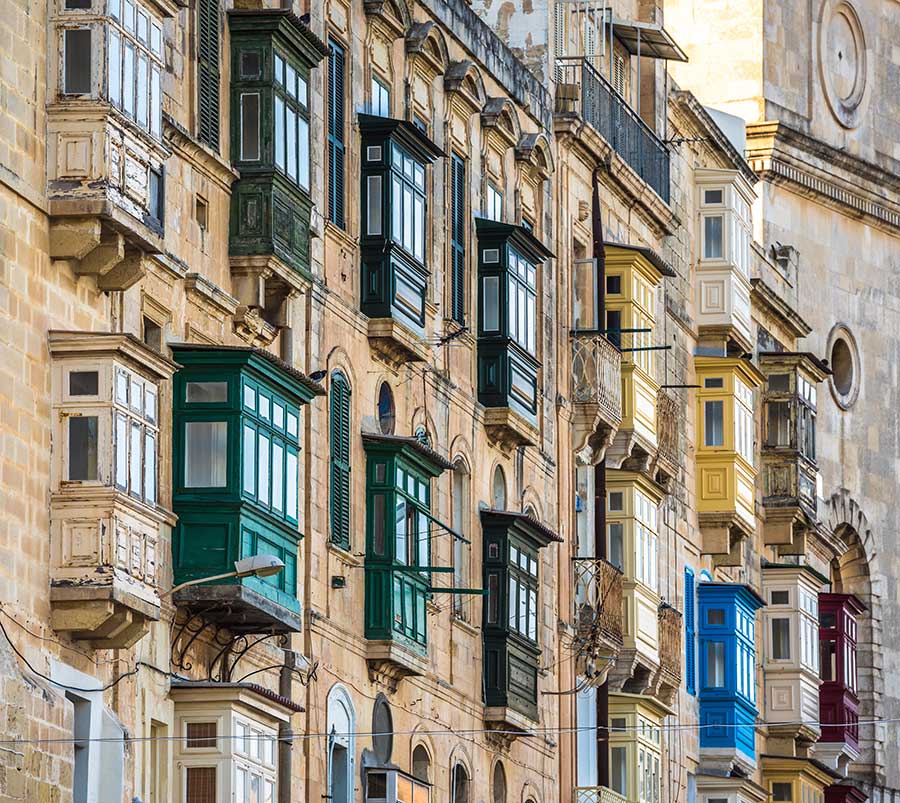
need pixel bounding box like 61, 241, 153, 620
197, 0, 220, 150
327, 40, 346, 229
330, 373, 351, 548
685, 567, 696, 695
450, 154, 466, 325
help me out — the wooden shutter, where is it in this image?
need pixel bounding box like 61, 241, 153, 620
330, 373, 351, 548
185, 766, 216, 803
685, 567, 696, 695
450, 154, 466, 325
327, 40, 346, 229
197, 0, 220, 150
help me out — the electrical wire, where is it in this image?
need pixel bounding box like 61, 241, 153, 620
1, 715, 899, 747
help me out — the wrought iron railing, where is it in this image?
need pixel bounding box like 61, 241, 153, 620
573, 557, 624, 646
572, 333, 623, 427
656, 389, 679, 467
658, 603, 683, 681
555, 57, 670, 203
574, 786, 628, 803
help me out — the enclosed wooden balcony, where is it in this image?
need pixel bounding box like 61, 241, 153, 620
571, 332, 623, 463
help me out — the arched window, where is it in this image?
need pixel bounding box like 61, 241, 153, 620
327, 686, 355, 803
492, 762, 507, 803
377, 382, 395, 435
330, 372, 352, 549
492, 465, 507, 509
412, 744, 430, 782
452, 763, 470, 803
452, 459, 470, 620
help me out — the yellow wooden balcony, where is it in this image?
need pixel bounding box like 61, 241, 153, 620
695, 356, 764, 566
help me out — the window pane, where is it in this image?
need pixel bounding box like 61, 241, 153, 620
68, 416, 99, 480
123, 40, 135, 116
136, 53, 148, 127
772, 618, 790, 660
108, 30, 121, 105
286, 107, 297, 180
65, 29, 92, 94
707, 641, 725, 687
373, 493, 385, 555
704, 400, 724, 447
258, 433, 270, 505
241, 94, 260, 161
298, 116, 310, 190
608, 522, 624, 570
186, 381, 227, 403
703, 215, 723, 259
391, 176, 402, 242
272, 442, 284, 513
144, 431, 156, 504
820, 639, 836, 681
115, 412, 128, 488
766, 401, 791, 446
286, 451, 298, 520
611, 747, 627, 795
70, 370, 99, 396
274, 95, 285, 171
483, 277, 499, 331
150, 66, 160, 137
367, 175, 382, 235
413, 195, 424, 262
508, 575, 517, 630
185, 421, 228, 487
129, 421, 142, 496
243, 425, 256, 495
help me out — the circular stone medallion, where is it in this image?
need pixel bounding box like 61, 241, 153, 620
819, 0, 869, 128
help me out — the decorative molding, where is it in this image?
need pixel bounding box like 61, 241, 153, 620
183, 272, 240, 316
750, 278, 813, 339
746, 122, 900, 235
163, 116, 240, 194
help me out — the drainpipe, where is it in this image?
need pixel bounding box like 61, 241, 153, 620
278, 650, 296, 803
591, 167, 610, 788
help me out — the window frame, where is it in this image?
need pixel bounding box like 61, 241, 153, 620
272, 48, 312, 192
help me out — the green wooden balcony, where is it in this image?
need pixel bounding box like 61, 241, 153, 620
170, 345, 323, 633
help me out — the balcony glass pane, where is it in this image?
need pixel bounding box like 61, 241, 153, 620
129, 420, 142, 496
123, 40, 135, 116
272, 442, 283, 513
298, 116, 310, 190
772, 618, 790, 659
367, 176, 382, 235
115, 412, 128, 488
187, 381, 228, 403
68, 416, 99, 480
766, 401, 791, 447
483, 277, 499, 331
704, 400, 724, 447
136, 53, 148, 127
64, 29, 92, 94
286, 451, 298, 520
703, 215, 723, 259
243, 425, 256, 495
241, 93, 260, 161
109, 30, 121, 104
611, 746, 628, 795
144, 431, 156, 504
707, 641, 725, 686
184, 421, 227, 487
275, 96, 285, 170
258, 433, 270, 506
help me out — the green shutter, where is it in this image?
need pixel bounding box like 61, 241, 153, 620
450, 153, 466, 325
197, 0, 220, 150
330, 372, 351, 548
327, 40, 346, 229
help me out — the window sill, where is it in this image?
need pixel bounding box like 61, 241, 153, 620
326, 540, 364, 568
451, 616, 480, 637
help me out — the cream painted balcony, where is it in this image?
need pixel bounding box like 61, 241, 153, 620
47, 0, 178, 288
48, 331, 177, 648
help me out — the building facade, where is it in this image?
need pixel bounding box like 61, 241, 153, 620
0, 0, 897, 802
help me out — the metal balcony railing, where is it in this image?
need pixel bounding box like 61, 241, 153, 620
657, 603, 683, 681
574, 787, 628, 803
556, 57, 670, 203
656, 389, 679, 467
573, 557, 624, 647
572, 332, 623, 427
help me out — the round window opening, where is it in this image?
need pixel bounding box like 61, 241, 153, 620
377, 382, 395, 435
828, 328, 859, 408
831, 338, 854, 395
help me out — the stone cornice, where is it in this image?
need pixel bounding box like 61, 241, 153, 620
163, 116, 240, 194
750, 277, 812, 339
554, 113, 679, 237
670, 91, 758, 185
183, 272, 240, 316
746, 121, 900, 236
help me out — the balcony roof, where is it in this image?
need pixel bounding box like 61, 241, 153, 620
170, 679, 305, 714
358, 113, 446, 162
480, 508, 563, 545
605, 242, 676, 277
611, 19, 688, 62
362, 432, 454, 474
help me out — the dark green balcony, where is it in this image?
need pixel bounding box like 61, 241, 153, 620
359, 114, 444, 364
228, 9, 327, 277
482, 509, 560, 728
170, 345, 323, 633
476, 219, 552, 448
363, 433, 453, 683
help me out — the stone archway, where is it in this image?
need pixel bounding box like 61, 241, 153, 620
826, 488, 885, 787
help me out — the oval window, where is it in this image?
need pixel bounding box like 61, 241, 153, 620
377, 382, 395, 435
